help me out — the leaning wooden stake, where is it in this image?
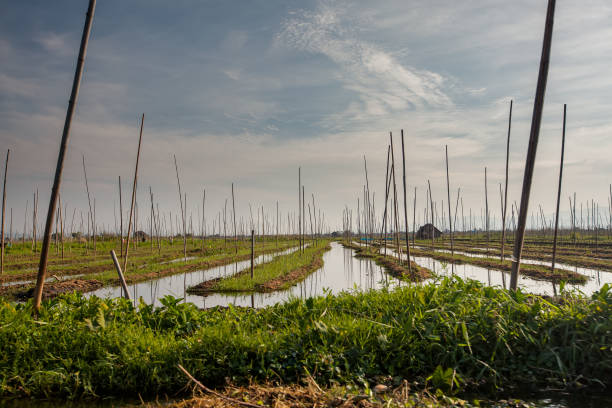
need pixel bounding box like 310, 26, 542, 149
1, 149, 9, 275
510, 0, 556, 291
33, 0, 96, 313
551, 104, 567, 276
110, 250, 131, 300
122, 114, 145, 274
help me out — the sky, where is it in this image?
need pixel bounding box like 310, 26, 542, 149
1, 0, 612, 235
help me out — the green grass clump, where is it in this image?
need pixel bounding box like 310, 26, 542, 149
0, 278, 611, 399
200, 241, 331, 293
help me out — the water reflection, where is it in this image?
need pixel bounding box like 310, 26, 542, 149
87, 243, 400, 308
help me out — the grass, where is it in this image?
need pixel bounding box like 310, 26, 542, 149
0, 277, 610, 400
189, 241, 332, 293
407, 247, 588, 284
343, 242, 431, 282
414, 239, 612, 272
0, 237, 300, 300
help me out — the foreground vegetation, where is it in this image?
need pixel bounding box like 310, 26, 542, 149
188, 241, 332, 294
0, 277, 610, 400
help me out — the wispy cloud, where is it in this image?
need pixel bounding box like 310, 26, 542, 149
277, 0, 451, 121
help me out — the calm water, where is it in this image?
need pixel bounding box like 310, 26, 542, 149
407, 246, 612, 295
87, 242, 400, 307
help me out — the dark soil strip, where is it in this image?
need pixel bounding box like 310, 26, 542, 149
342, 242, 431, 281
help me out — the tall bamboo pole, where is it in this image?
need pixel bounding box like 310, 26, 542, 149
401, 131, 412, 270
122, 114, 145, 273
445, 145, 453, 260
501, 100, 513, 262
551, 104, 566, 276
119, 176, 123, 257
33, 0, 96, 312
1, 149, 9, 275
173, 154, 187, 260
485, 167, 489, 257
381, 145, 391, 253
510, 0, 556, 290
82, 155, 95, 252
389, 135, 401, 260
232, 183, 237, 254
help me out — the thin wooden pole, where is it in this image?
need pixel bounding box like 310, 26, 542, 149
428, 180, 434, 249
401, 130, 412, 270
119, 176, 123, 257
250, 229, 254, 278
445, 145, 453, 259
412, 186, 417, 244
485, 167, 489, 257
501, 100, 513, 261
82, 155, 95, 252
381, 145, 391, 252
298, 168, 302, 251
174, 154, 187, 261
0, 149, 9, 275
33, 0, 96, 312
232, 183, 237, 254
122, 114, 145, 273
510, 0, 556, 290
389, 135, 401, 260
551, 104, 566, 276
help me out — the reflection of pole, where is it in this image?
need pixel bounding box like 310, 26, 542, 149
511, 0, 556, 290
33, 0, 97, 313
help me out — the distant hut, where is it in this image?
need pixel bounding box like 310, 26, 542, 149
134, 230, 149, 242
416, 223, 442, 239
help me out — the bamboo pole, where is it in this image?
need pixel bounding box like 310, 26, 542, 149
445, 145, 453, 261
232, 183, 237, 254
551, 104, 567, 276
381, 145, 391, 253
401, 130, 412, 270
110, 250, 131, 300
122, 114, 145, 274
32, 0, 96, 312
59, 194, 64, 260
389, 135, 401, 260
428, 180, 434, 249
173, 154, 187, 261
510, 0, 556, 291
412, 186, 417, 244
82, 155, 95, 252
251, 229, 254, 278
118, 176, 123, 257
485, 167, 489, 257
501, 100, 513, 262
298, 168, 302, 251
1, 149, 9, 275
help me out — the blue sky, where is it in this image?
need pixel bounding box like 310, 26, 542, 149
1, 0, 612, 233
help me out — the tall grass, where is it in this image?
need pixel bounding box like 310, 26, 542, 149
0, 277, 610, 399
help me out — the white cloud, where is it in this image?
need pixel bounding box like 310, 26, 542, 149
276, 0, 451, 121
